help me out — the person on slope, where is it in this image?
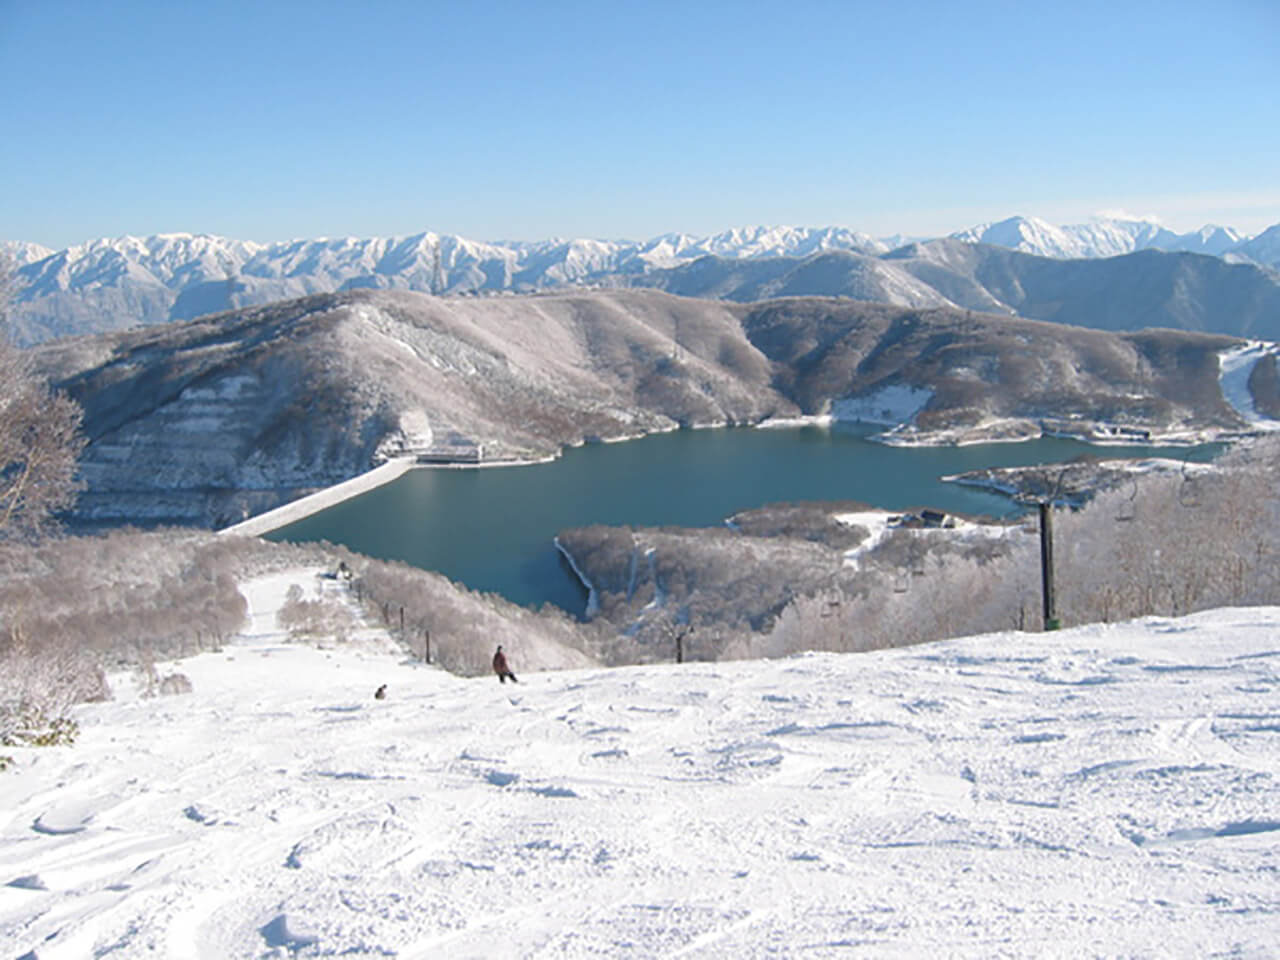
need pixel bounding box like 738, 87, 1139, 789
493, 645, 517, 684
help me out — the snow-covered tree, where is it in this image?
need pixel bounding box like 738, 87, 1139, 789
0, 253, 85, 539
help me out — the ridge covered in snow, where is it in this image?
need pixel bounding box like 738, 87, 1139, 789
7, 215, 1279, 346
949, 215, 1248, 260
1, 569, 1277, 956
0, 240, 55, 267
9, 226, 895, 301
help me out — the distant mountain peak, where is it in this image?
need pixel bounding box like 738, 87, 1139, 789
5, 215, 1280, 345
953, 214, 1263, 261
1089, 209, 1163, 225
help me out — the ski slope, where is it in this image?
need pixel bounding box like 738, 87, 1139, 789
1220, 341, 1280, 432
2, 570, 1278, 958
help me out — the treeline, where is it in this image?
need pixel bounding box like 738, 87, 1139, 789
1, 531, 249, 665
736, 438, 1280, 659
350, 558, 606, 676
0, 529, 605, 753
0, 531, 294, 747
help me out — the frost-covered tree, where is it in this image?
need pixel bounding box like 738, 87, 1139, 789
276, 581, 357, 642
1047, 444, 1280, 625
739, 441, 1280, 662
0, 253, 85, 539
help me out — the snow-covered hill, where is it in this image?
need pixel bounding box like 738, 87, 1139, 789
2, 569, 1277, 957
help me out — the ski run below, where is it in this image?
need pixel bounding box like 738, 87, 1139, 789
2, 570, 1278, 958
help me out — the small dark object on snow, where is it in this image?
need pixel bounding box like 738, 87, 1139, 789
374, 684, 387, 700
493, 646, 517, 684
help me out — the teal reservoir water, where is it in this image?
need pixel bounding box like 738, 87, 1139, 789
266, 425, 1217, 615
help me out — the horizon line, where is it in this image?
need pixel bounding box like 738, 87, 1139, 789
6, 212, 1271, 254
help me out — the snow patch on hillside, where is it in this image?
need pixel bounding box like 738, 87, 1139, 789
756, 385, 933, 434
835, 510, 1014, 571
832, 384, 933, 425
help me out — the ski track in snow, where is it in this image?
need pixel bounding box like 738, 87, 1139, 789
2, 570, 1279, 958
1219, 340, 1280, 433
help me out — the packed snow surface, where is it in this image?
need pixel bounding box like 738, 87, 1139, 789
3, 572, 1279, 958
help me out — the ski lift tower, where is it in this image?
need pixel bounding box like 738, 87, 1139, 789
1021, 465, 1080, 632
1037, 498, 1059, 631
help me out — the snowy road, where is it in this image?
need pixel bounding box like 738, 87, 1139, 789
2, 571, 1278, 957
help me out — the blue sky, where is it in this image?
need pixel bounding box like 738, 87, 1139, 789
2, 0, 1278, 248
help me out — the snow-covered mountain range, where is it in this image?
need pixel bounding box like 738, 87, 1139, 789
952, 215, 1234, 259
952, 214, 1280, 266
5, 217, 1279, 345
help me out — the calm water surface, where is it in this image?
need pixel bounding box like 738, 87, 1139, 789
267, 425, 1216, 614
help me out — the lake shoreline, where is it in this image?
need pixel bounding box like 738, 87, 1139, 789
226, 414, 1241, 540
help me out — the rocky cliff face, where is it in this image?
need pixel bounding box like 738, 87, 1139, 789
32, 288, 1257, 529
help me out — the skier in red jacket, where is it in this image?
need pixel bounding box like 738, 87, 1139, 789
493, 645, 517, 684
